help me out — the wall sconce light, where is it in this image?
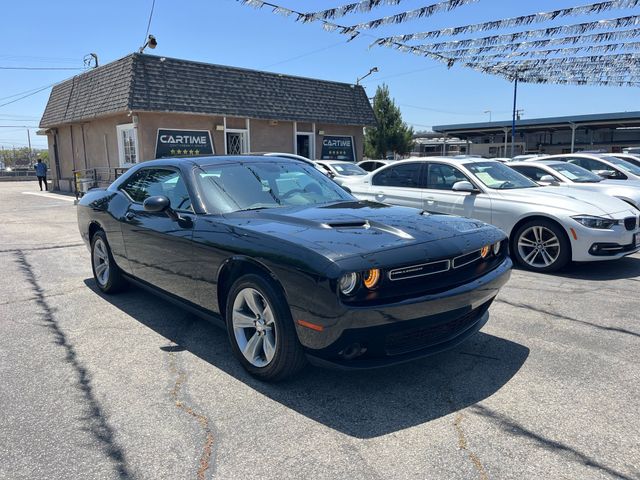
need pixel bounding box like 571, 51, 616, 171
318, 130, 325, 135
215, 125, 225, 131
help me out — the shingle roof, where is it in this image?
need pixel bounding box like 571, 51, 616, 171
40, 55, 134, 128
40, 53, 376, 128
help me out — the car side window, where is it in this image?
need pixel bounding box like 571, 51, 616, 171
373, 163, 423, 188
359, 162, 373, 172
121, 170, 149, 203
568, 157, 603, 172
512, 165, 558, 182
121, 168, 193, 212
426, 163, 470, 190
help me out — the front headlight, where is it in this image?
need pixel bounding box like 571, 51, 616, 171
338, 273, 359, 296
571, 215, 618, 229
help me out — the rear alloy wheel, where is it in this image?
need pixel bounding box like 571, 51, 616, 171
513, 220, 570, 272
91, 231, 127, 293
226, 274, 307, 381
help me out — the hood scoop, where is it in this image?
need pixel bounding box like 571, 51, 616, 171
322, 220, 370, 229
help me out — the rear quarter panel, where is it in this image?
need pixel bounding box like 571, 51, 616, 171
77, 189, 132, 274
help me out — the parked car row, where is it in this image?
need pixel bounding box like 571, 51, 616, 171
345, 156, 640, 273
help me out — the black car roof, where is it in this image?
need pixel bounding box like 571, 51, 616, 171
138, 155, 306, 169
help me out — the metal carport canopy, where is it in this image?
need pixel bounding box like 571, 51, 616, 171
433, 111, 640, 137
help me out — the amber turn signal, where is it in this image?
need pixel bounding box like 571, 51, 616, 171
480, 245, 490, 258
363, 268, 381, 289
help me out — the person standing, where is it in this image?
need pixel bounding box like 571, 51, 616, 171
34, 159, 48, 191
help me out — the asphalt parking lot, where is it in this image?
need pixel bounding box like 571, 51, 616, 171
1, 181, 639, 480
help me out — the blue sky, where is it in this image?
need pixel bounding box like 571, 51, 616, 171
1, 0, 639, 150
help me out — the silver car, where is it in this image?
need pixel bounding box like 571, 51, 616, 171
609, 153, 640, 169
348, 157, 640, 272
509, 160, 640, 209
537, 153, 640, 183
315, 160, 368, 185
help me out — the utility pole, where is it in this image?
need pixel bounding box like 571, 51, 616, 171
27, 128, 33, 163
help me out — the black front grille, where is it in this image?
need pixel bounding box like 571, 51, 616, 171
384, 302, 491, 356
624, 217, 638, 231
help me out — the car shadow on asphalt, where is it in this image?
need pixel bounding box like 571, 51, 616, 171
517, 255, 640, 281
84, 279, 529, 439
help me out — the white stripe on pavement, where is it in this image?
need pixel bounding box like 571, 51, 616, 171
22, 191, 76, 202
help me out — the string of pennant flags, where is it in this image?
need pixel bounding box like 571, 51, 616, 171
236, 0, 640, 87
429, 28, 640, 57
374, 15, 640, 47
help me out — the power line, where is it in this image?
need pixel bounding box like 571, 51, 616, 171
262, 41, 346, 68
0, 83, 56, 109
0, 83, 59, 102
0, 66, 84, 71
143, 0, 157, 44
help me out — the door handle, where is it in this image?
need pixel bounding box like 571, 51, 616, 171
425, 197, 435, 205
125, 211, 135, 221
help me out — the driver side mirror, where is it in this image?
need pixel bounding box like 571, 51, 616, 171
539, 175, 559, 185
143, 195, 192, 226
143, 195, 170, 212
452, 181, 479, 193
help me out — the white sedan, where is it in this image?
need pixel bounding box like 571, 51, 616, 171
348, 157, 640, 272
537, 153, 640, 183
315, 160, 368, 185
509, 160, 640, 209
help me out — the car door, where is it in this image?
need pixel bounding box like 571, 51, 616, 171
423, 162, 492, 223
370, 162, 425, 209
119, 167, 199, 302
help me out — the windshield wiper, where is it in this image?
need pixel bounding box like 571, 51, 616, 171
238, 206, 272, 212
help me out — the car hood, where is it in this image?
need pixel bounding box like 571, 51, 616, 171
220, 201, 503, 262
492, 186, 635, 216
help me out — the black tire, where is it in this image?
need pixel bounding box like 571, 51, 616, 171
90, 230, 128, 294
225, 274, 307, 381
511, 219, 571, 273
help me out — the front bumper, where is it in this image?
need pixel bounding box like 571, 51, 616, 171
569, 224, 640, 261
294, 257, 512, 369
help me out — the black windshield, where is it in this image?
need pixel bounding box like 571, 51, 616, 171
196, 161, 354, 213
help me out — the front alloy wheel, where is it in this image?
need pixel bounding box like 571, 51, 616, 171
225, 274, 307, 381
232, 288, 277, 368
513, 220, 570, 272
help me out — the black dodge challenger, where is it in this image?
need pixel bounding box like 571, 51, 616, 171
78, 156, 512, 380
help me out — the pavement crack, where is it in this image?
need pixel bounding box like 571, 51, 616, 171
0, 242, 84, 254
453, 412, 489, 480
167, 344, 215, 480
496, 299, 640, 338
14, 250, 134, 479
471, 404, 635, 480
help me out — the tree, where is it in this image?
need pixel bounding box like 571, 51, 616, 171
365, 84, 414, 159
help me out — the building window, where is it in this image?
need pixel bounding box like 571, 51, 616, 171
117, 123, 139, 166
226, 130, 248, 155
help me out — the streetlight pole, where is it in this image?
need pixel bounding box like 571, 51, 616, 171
484, 110, 492, 122
511, 72, 519, 158
356, 67, 379, 85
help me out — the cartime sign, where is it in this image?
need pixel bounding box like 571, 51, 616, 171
320, 135, 355, 162
155, 129, 214, 158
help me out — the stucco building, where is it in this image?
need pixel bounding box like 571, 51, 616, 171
39, 53, 376, 191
